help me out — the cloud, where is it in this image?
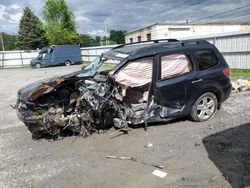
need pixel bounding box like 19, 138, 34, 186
8, 4, 21, 10
87, 29, 108, 37
0, 4, 7, 20
9, 12, 22, 23
0, 0, 249, 35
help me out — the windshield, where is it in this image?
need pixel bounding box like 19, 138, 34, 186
37, 52, 47, 59
38, 53, 42, 59
77, 57, 103, 77
77, 56, 119, 77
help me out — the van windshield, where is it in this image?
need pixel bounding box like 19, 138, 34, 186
37, 52, 47, 59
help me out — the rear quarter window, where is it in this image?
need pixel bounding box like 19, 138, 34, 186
195, 49, 219, 70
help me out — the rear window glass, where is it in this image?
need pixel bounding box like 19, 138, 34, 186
195, 50, 219, 70
161, 53, 192, 79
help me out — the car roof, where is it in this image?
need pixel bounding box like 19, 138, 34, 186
104, 39, 212, 60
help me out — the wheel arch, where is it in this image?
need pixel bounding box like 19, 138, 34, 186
186, 84, 223, 111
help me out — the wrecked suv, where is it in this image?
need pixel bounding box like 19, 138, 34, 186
16, 39, 231, 139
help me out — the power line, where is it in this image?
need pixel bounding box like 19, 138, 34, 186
157, 0, 194, 14
147, 0, 218, 24
189, 4, 250, 23
147, 0, 196, 22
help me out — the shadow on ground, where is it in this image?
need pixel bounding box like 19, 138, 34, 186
203, 123, 250, 188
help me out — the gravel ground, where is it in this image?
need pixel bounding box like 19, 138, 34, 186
0, 65, 249, 188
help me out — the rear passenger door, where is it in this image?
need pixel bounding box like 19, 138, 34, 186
185, 48, 222, 109
153, 51, 194, 117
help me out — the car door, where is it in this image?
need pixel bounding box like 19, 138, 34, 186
153, 51, 194, 118
185, 48, 222, 110
41, 52, 50, 65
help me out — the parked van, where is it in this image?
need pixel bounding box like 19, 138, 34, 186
30, 45, 81, 68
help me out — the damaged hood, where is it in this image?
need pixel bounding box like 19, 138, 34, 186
18, 70, 83, 101
18, 57, 106, 102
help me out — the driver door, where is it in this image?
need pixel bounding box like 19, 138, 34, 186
153, 51, 194, 118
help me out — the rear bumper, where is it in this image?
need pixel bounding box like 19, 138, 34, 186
222, 81, 232, 102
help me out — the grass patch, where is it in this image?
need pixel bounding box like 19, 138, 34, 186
0, 65, 31, 70
231, 69, 250, 78
101, 63, 116, 69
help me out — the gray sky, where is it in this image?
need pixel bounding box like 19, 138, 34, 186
0, 0, 249, 36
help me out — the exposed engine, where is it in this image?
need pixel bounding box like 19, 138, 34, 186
16, 73, 147, 139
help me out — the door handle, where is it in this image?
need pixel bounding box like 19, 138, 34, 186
192, 78, 203, 83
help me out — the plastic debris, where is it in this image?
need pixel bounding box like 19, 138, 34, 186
231, 79, 250, 92
106, 155, 164, 169
144, 142, 153, 148
152, 169, 167, 178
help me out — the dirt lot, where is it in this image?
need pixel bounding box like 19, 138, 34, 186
0, 65, 249, 188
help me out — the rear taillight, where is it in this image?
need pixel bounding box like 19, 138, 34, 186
223, 66, 230, 77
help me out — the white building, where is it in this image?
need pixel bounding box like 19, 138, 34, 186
125, 22, 250, 43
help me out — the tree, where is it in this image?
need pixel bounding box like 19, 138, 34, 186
17, 7, 48, 50
95, 36, 101, 46
43, 0, 77, 45
77, 34, 95, 47
109, 30, 126, 44
1, 33, 18, 51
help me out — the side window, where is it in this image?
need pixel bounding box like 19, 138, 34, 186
195, 50, 219, 70
115, 57, 153, 87
161, 53, 192, 80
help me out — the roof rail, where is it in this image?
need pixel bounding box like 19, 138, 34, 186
153, 39, 179, 43
112, 38, 180, 49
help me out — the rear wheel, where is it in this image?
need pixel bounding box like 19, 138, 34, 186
190, 92, 218, 122
35, 63, 41, 69
64, 60, 71, 66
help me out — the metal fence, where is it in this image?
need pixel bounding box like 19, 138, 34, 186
0, 45, 118, 68
181, 30, 250, 69
0, 31, 250, 69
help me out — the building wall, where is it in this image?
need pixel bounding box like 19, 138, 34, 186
125, 25, 158, 43
125, 24, 250, 43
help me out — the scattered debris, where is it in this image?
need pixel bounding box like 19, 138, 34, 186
110, 129, 130, 139
106, 155, 164, 169
144, 142, 153, 148
231, 79, 250, 92
152, 169, 167, 178
194, 143, 200, 147
110, 131, 116, 136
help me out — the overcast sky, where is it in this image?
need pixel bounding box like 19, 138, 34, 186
0, 0, 249, 36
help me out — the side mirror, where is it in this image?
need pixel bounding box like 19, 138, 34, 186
82, 65, 86, 70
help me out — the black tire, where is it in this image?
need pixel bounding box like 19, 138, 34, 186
64, 60, 71, 66
190, 92, 218, 122
35, 63, 41, 69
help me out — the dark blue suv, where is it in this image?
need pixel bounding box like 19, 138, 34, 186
16, 39, 231, 139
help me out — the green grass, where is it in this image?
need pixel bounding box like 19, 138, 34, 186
0, 65, 31, 70
100, 63, 116, 69
231, 69, 250, 78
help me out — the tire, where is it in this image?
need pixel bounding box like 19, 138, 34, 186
64, 61, 71, 66
35, 63, 41, 69
190, 92, 218, 122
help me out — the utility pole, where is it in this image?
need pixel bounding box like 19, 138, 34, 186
0, 32, 5, 51
104, 24, 108, 45
0, 32, 5, 68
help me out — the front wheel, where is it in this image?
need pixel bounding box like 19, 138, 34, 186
35, 63, 41, 69
64, 61, 71, 66
190, 92, 218, 122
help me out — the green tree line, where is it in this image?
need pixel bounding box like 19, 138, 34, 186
0, 0, 126, 51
